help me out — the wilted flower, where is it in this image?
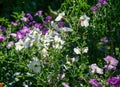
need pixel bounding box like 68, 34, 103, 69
62, 82, 69, 87
0, 35, 5, 42
104, 56, 119, 70
0, 83, 3, 87
55, 12, 65, 21
6, 41, 14, 49
28, 57, 41, 73
107, 76, 120, 86
89, 79, 102, 87
15, 40, 24, 50
91, 6, 98, 12
80, 14, 90, 27
90, 64, 103, 74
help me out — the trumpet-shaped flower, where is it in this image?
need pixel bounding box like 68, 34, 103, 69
89, 79, 102, 87
15, 40, 24, 50
80, 14, 90, 27
55, 12, 65, 21
107, 76, 120, 86
104, 56, 119, 70
90, 64, 103, 74
28, 57, 41, 73
74, 47, 80, 54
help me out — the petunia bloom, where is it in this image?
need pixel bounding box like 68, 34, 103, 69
55, 12, 65, 21
80, 14, 90, 27
97, 0, 107, 5
0, 35, 5, 42
6, 41, 14, 49
34, 10, 43, 16
28, 57, 41, 73
104, 56, 119, 70
0, 25, 6, 32
107, 76, 120, 86
89, 79, 102, 87
89, 64, 103, 74
91, 6, 98, 12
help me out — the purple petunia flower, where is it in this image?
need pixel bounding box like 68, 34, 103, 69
0, 25, 6, 32
34, 23, 43, 29
44, 16, 52, 24
29, 21, 36, 26
20, 26, 30, 34
91, 6, 98, 12
25, 13, 33, 21
58, 22, 66, 27
0, 35, 5, 42
97, 0, 107, 5
104, 56, 119, 70
34, 10, 43, 16
89, 79, 102, 87
16, 31, 25, 40
46, 16, 52, 21
6, 41, 14, 49
42, 28, 48, 35
11, 21, 19, 26
107, 76, 120, 86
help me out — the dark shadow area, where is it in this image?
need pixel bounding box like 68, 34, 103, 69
0, 0, 64, 18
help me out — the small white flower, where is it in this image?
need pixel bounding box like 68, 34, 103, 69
82, 47, 88, 53
41, 48, 48, 57
74, 47, 80, 54
55, 12, 65, 21
28, 57, 41, 73
89, 64, 103, 74
80, 14, 90, 27
15, 40, 24, 50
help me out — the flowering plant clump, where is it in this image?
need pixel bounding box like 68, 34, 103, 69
0, 0, 120, 86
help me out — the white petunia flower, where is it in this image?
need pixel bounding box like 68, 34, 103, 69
28, 57, 41, 73
82, 47, 88, 53
24, 36, 33, 48
74, 47, 80, 54
29, 29, 41, 41
41, 48, 48, 57
55, 12, 65, 21
15, 40, 24, 50
89, 64, 103, 74
80, 14, 90, 27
